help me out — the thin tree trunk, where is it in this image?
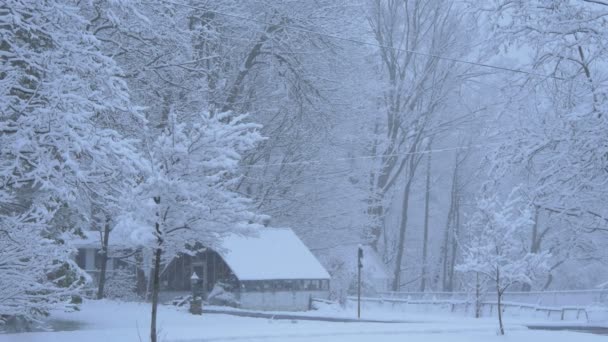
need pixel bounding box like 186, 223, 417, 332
367, 162, 388, 252
391, 179, 413, 291
392, 156, 418, 291
522, 206, 540, 291
446, 196, 459, 291
496, 269, 504, 335
150, 247, 162, 342
440, 206, 452, 291
96, 217, 111, 299
420, 142, 432, 292
530, 205, 540, 254
151, 195, 162, 342
542, 260, 565, 290
475, 272, 481, 318
441, 155, 458, 291
220, 24, 280, 114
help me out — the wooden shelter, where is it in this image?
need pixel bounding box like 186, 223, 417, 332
71, 228, 330, 311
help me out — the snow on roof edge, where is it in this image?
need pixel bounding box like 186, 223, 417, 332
217, 227, 330, 281
65, 227, 331, 281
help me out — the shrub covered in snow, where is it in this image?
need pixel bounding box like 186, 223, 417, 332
103, 268, 140, 301
208, 282, 239, 307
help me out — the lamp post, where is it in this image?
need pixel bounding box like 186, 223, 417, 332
357, 244, 363, 319
190, 272, 203, 315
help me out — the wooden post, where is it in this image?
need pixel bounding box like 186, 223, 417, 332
358, 245, 363, 319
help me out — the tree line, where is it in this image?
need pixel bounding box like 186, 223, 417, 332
2, 0, 608, 338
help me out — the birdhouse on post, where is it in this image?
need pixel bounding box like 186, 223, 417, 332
358, 246, 364, 269
190, 272, 203, 315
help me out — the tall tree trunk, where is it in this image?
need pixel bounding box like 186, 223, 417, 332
530, 205, 540, 254
96, 217, 111, 299
475, 272, 482, 318
441, 155, 459, 291
150, 247, 162, 342
496, 269, 504, 335
392, 152, 420, 291
150, 195, 162, 342
446, 196, 460, 291
440, 206, 453, 291
419, 142, 432, 292
522, 206, 540, 291
220, 23, 280, 114
367, 121, 384, 252
391, 176, 413, 291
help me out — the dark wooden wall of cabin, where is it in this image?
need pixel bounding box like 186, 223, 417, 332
160, 249, 235, 293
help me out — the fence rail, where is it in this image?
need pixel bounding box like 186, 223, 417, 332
376, 289, 608, 307
347, 295, 594, 322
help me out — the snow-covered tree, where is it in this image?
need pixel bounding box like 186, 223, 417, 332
1, 0, 140, 322
457, 189, 549, 335
468, 0, 608, 288
117, 110, 263, 342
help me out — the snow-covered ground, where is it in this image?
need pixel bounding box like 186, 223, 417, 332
1, 300, 606, 342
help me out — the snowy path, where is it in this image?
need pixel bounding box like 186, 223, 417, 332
1, 300, 606, 342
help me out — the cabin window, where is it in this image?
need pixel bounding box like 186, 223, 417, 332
241, 279, 328, 292
245, 281, 259, 291
303, 280, 316, 290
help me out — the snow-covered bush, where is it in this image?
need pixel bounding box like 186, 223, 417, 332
208, 282, 239, 307
325, 257, 379, 304
103, 268, 140, 301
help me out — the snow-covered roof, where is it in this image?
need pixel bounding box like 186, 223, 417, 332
64, 230, 102, 248
67, 228, 330, 281
217, 228, 330, 281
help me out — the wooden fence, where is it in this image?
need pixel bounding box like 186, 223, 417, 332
377, 289, 608, 307
346, 295, 591, 322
